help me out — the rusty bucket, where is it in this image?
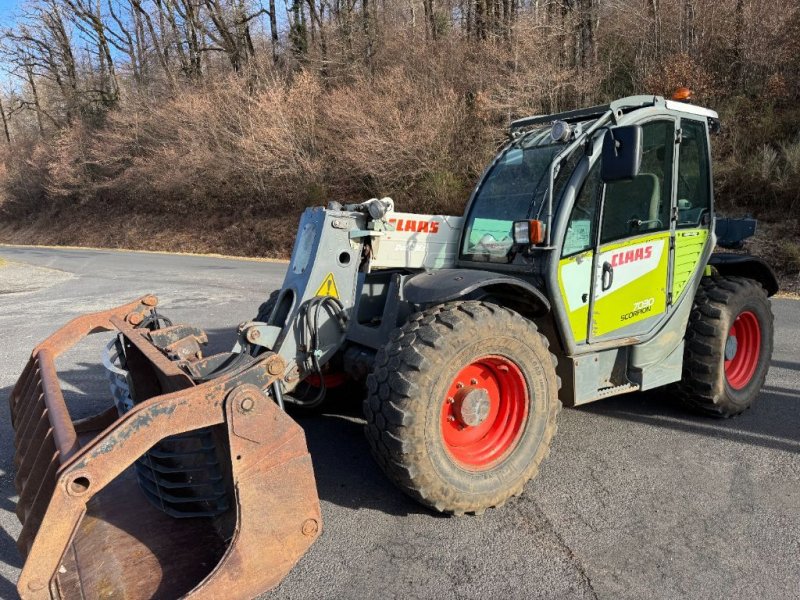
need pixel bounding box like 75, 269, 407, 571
8, 297, 321, 599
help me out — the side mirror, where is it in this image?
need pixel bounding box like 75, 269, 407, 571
601, 125, 643, 182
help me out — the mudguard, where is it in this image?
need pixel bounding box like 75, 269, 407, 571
402, 269, 551, 316
709, 254, 779, 297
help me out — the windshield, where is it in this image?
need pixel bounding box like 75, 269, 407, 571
460, 123, 587, 263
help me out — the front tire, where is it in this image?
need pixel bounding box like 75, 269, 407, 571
674, 275, 774, 417
363, 301, 561, 515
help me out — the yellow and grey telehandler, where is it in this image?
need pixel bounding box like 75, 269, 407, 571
8, 93, 777, 598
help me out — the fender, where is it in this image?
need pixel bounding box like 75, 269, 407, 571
402, 269, 551, 317
708, 253, 779, 297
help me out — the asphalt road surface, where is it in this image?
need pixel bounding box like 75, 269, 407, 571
0, 246, 798, 600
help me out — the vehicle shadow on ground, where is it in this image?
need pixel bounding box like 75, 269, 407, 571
1, 380, 24, 600
770, 359, 800, 372
0, 493, 21, 600
297, 409, 431, 517
579, 377, 800, 454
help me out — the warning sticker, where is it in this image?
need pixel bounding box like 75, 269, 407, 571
315, 272, 340, 298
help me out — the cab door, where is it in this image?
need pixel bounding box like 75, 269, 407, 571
588, 119, 677, 342
558, 162, 602, 345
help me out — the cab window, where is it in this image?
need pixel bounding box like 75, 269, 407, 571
677, 119, 711, 226
600, 120, 674, 244
562, 162, 600, 257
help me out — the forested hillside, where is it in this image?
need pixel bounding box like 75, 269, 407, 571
0, 0, 798, 280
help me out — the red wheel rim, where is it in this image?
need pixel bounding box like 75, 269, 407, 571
724, 310, 761, 390
440, 355, 529, 470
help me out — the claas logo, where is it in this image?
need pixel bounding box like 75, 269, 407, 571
388, 218, 440, 234
610, 245, 653, 267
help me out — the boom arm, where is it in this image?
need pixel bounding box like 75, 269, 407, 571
237, 204, 374, 395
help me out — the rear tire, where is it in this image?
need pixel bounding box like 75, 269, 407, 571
674, 275, 773, 418
363, 301, 561, 515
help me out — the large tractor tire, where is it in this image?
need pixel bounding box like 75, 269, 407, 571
674, 275, 773, 418
363, 301, 561, 515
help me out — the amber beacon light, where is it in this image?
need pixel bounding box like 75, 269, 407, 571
672, 87, 693, 102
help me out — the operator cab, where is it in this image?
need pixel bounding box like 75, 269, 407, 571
458, 94, 717, 270
457, 93, 719, 353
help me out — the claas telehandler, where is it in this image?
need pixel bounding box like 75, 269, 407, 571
8, 93, 777, 599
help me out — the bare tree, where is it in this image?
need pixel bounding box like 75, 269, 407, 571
61, 0, 120, 103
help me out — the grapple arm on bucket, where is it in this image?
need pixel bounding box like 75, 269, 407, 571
9, 297, 321, 600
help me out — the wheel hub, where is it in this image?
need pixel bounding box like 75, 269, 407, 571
453, 387, 491, 427
724, 335, 738, 361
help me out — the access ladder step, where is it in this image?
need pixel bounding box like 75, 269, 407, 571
595, 382, 640, 399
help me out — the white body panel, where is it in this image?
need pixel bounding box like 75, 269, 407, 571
664, 100, 719, 119
370, 212, 464, 270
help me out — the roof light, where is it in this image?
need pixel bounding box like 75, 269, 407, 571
550, 120, 572, 142
672, 87, 693, 102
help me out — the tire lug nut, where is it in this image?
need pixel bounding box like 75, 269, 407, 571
447, 415, 455, 422
446, 397, 454, 404
470, 378, 478, 385
456, 382, 464, 389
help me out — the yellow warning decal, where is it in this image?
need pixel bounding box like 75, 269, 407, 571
315, 272, 340, 298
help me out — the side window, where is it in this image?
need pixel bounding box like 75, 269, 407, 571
600, 120, 674, 244
562, 162, 601, 257
677, 119, 711, 226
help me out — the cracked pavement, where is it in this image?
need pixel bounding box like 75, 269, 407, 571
0, 246, 798, 600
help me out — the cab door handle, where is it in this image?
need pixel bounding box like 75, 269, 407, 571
601, 261, 614, 291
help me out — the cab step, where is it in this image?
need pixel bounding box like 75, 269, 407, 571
595, 382, 640, 400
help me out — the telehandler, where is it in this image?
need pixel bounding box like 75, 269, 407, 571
8, 92, 777, 599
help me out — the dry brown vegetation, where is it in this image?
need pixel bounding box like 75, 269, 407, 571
0, 0, 798, 286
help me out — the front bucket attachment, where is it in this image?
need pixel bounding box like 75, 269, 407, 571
8, 297, 321, 599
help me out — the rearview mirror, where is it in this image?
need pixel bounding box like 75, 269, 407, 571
601, 125, 642, 182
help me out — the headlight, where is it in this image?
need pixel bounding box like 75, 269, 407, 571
513, 221, 531, 244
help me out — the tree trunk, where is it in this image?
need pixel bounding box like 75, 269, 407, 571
681, 0, 695, 56
0, 97, 10, 144
733, 0, 745, 85
362, 0, 374, 67
25, 63, 45, 136
649, 0, 662, 61
132, 0, 176, 86
577, 0, 594, 69
269, 0, 279, 63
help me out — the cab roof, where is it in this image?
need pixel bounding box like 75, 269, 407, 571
510, 95, 719, 131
